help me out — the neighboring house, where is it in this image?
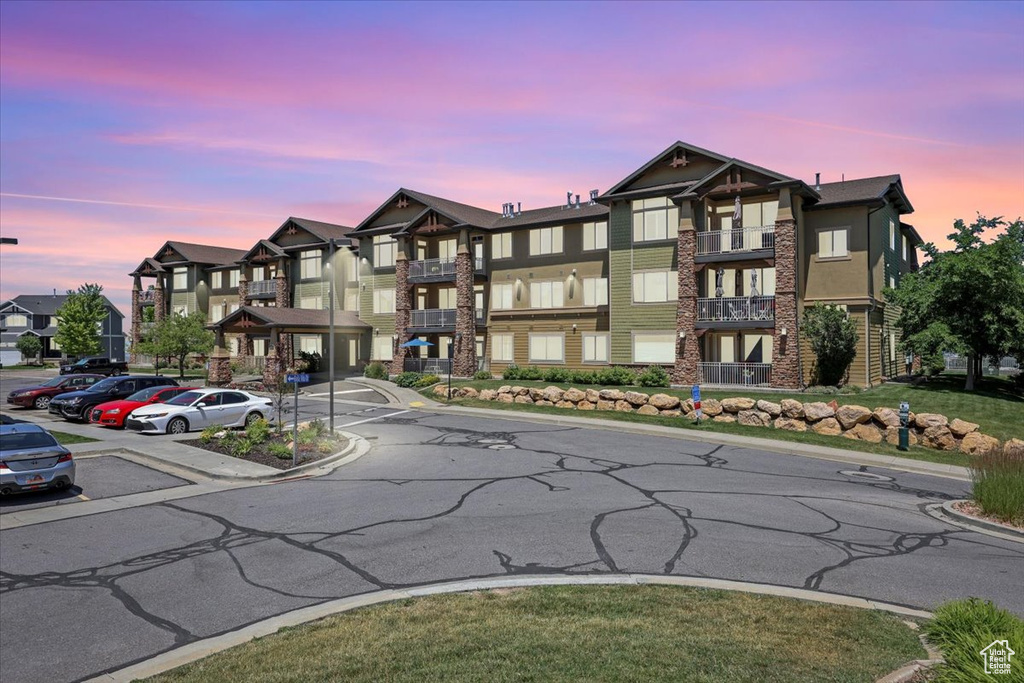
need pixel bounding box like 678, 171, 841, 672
0, 293, 127, 364
130, 141, 921, 388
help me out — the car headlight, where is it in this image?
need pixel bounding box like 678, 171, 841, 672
69, 397, 82, 405
144, 412, 168, 419
108, 408, 121, 415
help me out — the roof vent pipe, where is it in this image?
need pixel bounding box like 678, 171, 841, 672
575, 194, 581, 209
589, 189, 599, 205
814, 173, 821, 191
517, 202, 521, 216
566, 191, 573, 209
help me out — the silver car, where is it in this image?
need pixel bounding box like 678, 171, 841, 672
126, 388, 273, 435
0, 424, 75, 496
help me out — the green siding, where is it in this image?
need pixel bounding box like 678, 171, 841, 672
294, 280, 327, 307
359, 271, 396, 334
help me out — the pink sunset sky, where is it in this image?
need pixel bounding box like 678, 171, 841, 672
1, 0, 1022, 321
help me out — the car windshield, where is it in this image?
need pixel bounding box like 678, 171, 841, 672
87, 378, 119, 392
73, 359, 90, 366
41, 377, 66, 388
167, 391, 204, 406
1, 431, 59, 451
126, 387, 164, 402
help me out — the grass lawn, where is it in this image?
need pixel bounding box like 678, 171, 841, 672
146, 585, 925, 683
49, 430, 99, 445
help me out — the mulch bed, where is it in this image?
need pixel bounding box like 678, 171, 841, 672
183, 433, 348, 471
952, 500, 1024, 532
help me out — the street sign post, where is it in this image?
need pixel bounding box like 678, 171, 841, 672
692, 384, 702, 423
285, 374, 310, 465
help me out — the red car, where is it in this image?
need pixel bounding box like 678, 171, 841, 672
6, 374, 104, 409
89, 386, 196, 428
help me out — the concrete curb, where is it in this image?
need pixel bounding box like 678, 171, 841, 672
940, 500, 1024, 541
83, 573, 934, 683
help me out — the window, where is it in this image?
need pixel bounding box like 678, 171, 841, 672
300, 250, 321, 279
253, 339, 266, 356
229, 303, 239, 313
889, 275, 896, 290
583, 221, 608, 251
529, 226, 563, 256
172, 268, 187, 290
372, 336, 393, 361
210, 303, 225, 321
818, 228, 849, 259
902, 234, 909, 261
633, 332, 675, 364
373, 236, 397, 268
211, 271, 224, 289
528, 333, 564, 363
437, 238, 456, 260
582, 333, 609, 363
889, 219, 895, 251
251, 266, 265, 281
491, 333, 514, 362
228, 269, 240, 288
221, 392, 248, 405
740, 199, 779, 228
632, 197, 679, 242
491, 233, 512, 259
583, 277, 608, 306
889, 333, 897, 362
491, 283, 514, 310
632, 270, 676, 303
298, 335, 322, 355
300, 296, 323, 309
437, 287, 457, 309
529, 280, 564, 308
373, 289, 395, 314
3, 313, 27, 327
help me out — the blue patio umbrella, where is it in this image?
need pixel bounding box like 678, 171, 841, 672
400, 339, 434, 348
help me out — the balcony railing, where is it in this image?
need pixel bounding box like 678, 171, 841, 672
697, 226, 775, 256
404, 357, 453, 374
138, 289, 156, 304
409, 308, 485, 328
408, 257, 485, 280
248, 279, 277, 296
697, 295, 775, 323
698, 362, 772, 387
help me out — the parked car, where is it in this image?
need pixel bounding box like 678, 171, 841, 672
48, 376, 179, 421
0, 424, 75, 495
6, 374, 104, 409
60, 356, 129, 376
89, 385, 196, 428
127, 388, 273, 435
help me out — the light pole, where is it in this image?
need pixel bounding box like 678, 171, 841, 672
328, 238, 336, 434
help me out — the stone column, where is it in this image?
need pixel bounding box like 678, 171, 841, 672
208, 329, 232, 386
453, 229, 477, 377
263, 327, 282, 387
672, 203, 700, 385
130, 275, 142, 363
237, 272, 249, 364
274, 260, 292, 366
771, 216, 800, 389
153, 275, 166, 322
391, 238, 412, 375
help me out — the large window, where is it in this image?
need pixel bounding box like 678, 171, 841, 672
373, 288, 395, 314
3, 313, 28, 327
373, 236, 397, 268
491, 233, 512, 259
172, 268, 188, 290
583, 277, 608, 306
228, 269, 240, 288
372, 336, 393, 361
529, 226, 563, 256
211, 271, 224, 289
529, 280, 564, 308
889, 219, 896, 251
583, 221, 608, 251
300, 296, 323, 309
210, 303, 225, 321
298, 335, 323, 355
300, 250, 321, 279
817, 228, 849, 259
902, 234, 909, 261
491, 283, 514, 310
582, 333, 609, 363
632, 270, 676, 303
491, 333, 514, 362
438, 287, 457, 310
632, 197, 679, 242
528, 333, 564, 363
633, 332, 675, 364
437, 238, 457, 260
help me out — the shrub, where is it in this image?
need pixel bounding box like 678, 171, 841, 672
308, 417, 327, 436
924, 598, 1024, 680
970, 452, 1024, 524
519, 365, 545, 380
596, 366, 637, 386
245, 417, 271, 445
803, 303, 859, 386
16, 335, 42, 363
317, 441, 336, 454
636, 365, 670, 387
502, 364, 521, 380
268, 442, 292, 460
298, 350, 322, 372
199, 424, 224, 444
473, 370, 493, 380
393, 372, 424, 388
231, 437, 255, 457
297, 427, 318, 445
569, 369, 598, 385
364, 362, 388, 379
542, 367, 572, 383
416, 374, 441, 387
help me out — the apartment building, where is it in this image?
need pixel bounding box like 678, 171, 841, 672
131, 141, 920, 389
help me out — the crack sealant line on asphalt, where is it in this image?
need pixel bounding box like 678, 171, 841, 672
82, 573, 933, 683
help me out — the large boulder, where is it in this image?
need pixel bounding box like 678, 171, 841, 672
774, 417, 807, 432
614, 400, 634, 413
649, 393, 680, 411
543, 386, 565, 403
596, 399, 616, 411
872, 407, 901, 429
811, 417, 842, 436
1003, 438, 1024, 461
756, 400, 782, 418
535, 399, 554, 407
563, 388, 587, 403
737, 409, 771, 427
660, 409, 682, 417
585, 389, 601, 404
843, 423, 883, 443
835, 404, 873, 430
497, 392, 515, 403
959, 432, 1000, 456
433, 385, 449, 396
637, 404, 660, 416
577, 401, 595, 411
921, 425, 957, 451
514, 395, 534, 404
713, 414, 736, 423
624, 391, 649, 407
803, 402, 835, 422
510, 386, 526, 396
497, 385, 512, 394
479, 389, 496, 401
949, 418, 979, 438
914, 413, 948, 430
599, 389, 626, 401
459, 387, 479, 398
681, 398, 695, 413
701, 398, 722, 416
722, 397, 756, 413
555, 400, 576, 409
781, 399, 805, 419
884, 426, 918, 447
529, 388, 546, 401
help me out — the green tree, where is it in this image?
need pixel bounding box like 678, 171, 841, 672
886, 215, 1024, 391
802, 303, 859, 386
15, 334, 42, 364
138, 311, 215, 378
53, 283, 108, 359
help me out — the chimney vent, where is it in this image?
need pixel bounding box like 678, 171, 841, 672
517, 201, 521, 216
814, 172, 821, 191
575, 194, 581, 209
566, 191, 573, 209
589, 189, 599, 205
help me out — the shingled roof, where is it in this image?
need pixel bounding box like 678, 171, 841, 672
213, 306, 369, 331
5, 294, 122, 317
284, 217, 355, 243
165, 241, 248, 265
490, 201, 609, 229
813, 175, 913, 212
401, 189, 502, 228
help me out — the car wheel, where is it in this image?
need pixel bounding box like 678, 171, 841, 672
245, 412, 263, 427
166, 417, 189, 435
111, 369, 121, 376
34, 396, 51, 410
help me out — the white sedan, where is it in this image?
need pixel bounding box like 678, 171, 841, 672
126, 388, 273, 435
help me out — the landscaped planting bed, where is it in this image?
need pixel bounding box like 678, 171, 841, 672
184, 418, 346, 470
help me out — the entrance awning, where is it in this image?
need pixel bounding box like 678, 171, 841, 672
209, 306, 371, 335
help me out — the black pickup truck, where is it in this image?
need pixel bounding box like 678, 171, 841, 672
60, 356, 130, 376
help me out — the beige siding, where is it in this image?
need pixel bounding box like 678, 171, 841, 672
486, 314, 609, 372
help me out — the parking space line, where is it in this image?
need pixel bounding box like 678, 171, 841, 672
77, 494, 90, 501
337, 409, 411, 428
307, 389, 377, 397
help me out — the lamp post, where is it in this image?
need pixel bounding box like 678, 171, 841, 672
328, 238, 337, 434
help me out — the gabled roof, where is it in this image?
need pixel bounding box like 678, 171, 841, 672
812, 175, 914, 213
163, 241, 247, 265
266, 217, 355, 246
900, 222, 924, 246
351, 188, 500, 235
212, 305, 369, 331
240, 239, 287, 263
130, 257, 166, 276
671, 159, 796, 201
5, 294, 122, 317
602, 141, 732, 197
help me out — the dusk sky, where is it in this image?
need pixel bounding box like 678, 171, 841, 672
1, 0, 1022, 320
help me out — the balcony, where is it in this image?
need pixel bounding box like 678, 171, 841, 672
403, 357, 453, 374
696, 295, 775, 328
247, 279, 277, 298
408, 257, 485, 283
698, 362, 772, 387
138, 289, 156, 305
696, 226, 775, 262
408, 308, 486, 331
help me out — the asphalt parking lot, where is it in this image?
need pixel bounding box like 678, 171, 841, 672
0, 454, 193, 514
